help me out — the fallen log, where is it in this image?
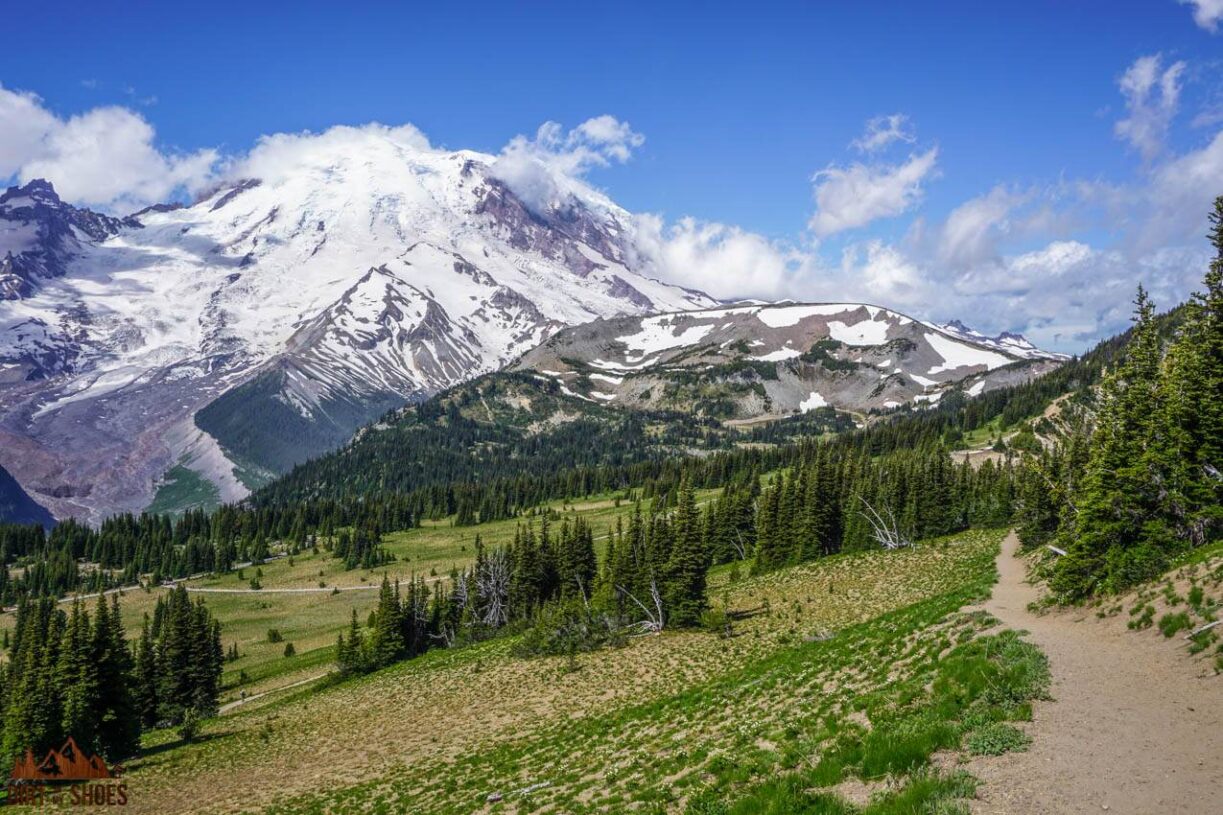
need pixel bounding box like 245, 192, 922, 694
1184, 620, 1220, 640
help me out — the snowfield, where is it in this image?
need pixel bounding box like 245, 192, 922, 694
924, 331, 1014, 373
616, 317, 716, 357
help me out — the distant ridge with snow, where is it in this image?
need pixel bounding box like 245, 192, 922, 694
514, 301, 1062, 419
935, 319, 1068, 362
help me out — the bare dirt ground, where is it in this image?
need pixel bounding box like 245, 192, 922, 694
968, 532, 1223, 814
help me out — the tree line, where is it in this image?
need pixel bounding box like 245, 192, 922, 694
1016, 197, 1222, 598
0, 588, 222, 767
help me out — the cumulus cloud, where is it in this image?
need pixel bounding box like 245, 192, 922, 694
1180, 0, 1223, 32
491, 116, 644, 214
1114, 54, 1186, 160
0, 83, 218, 212
628, 214, 802, 300
229, 123, 432, 184
0, 86, 59, 179
837, 240, 928, 306
808, 147, 939, 237
851, 114, 915, 153
1142, 129, 1223, 245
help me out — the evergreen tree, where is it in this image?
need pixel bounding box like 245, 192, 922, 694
663, 481, 709, 626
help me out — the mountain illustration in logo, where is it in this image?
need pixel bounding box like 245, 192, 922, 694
9, 737, 121, 782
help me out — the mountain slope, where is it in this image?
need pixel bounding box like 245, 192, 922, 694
514, 302, 1064, 419
256, 302, 1062, 508
0, 462, 53, 527
0, 132, 716, 522
0, 179, 137, 302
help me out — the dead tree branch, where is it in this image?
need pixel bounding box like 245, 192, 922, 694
858, 495, 911, 550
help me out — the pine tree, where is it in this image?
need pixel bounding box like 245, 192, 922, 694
369, 576, 405, 669
133, 615, 159, 728
95, 595, 139, 759
664, 481, 709, 626
1157, 197, 1223, 548
57, 600, 100, 756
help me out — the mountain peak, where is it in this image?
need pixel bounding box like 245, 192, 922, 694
1, 178, 60, 206
0, 141, 716, 521
936, 320, 1064, 361
0, 179, 138, 301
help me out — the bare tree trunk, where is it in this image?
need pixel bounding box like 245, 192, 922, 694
616, 576, 665, 632
476, 549, 510, 627
858, 495, 911, 550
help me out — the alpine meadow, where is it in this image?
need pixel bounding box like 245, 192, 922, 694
0, 3, 1220, 813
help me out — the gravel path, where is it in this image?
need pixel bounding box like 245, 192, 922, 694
969, 532, 1223, 814
218, 673, 329, 714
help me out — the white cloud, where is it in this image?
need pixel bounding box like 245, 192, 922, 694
0, 83, 218, 212
808, 147, 939, 237
1180, 0, 1223, 32
20, 108, 218, 211
1114, 54, 1186, 160
1140, 129, 1223, 247
628, 214, 801, 299
230, 123, 432, 184
937, 186, 1025, 266
491, 116, 644, 214
851, 114, 915, 153
838, 240, 928, 306
0, 85, 59, 179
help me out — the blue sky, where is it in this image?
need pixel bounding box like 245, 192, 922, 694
2, 0, 1222, 349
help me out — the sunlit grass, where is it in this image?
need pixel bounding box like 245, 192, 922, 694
113, 528, 1010, 814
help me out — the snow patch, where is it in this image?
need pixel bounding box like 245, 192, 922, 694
590, 356, 659, 371
616, 316, 715, 357
559, 384, 593, 401
828, 318, 890, 346
753, 348, 801, 362
799, 391, 828, 412
925, 332, 1013, 374
757, 303, 852, 328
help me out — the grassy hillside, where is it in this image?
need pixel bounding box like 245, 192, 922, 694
0, 489, 723, 708
93, 527, 1048, 815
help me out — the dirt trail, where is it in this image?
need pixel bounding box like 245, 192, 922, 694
969, 532, 1222, 814
218, 672, 329, 714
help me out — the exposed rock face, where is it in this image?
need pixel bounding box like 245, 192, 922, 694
514, 303, 1064, 420
0, 180, 136, 300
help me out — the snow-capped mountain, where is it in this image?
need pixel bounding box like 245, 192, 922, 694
0, 179, 139, 302
0, 129, 1064, 524
0, 131, 716, 523
935, 320, 1068, 362
515, 302, 1062, 417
